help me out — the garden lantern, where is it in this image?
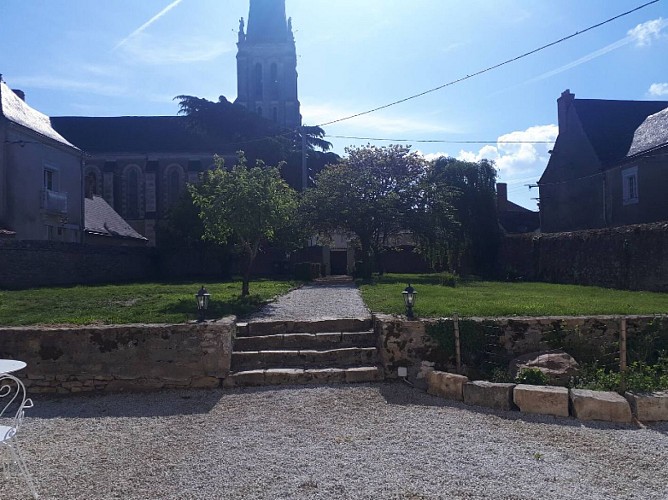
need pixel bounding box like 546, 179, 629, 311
402, 284, 417, 319
195, 286, 210, 322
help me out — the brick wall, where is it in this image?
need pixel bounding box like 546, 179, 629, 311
499, 222, 668, 291
0, 319, 234, 393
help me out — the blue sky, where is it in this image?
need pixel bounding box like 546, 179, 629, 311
1, 0, 667, 209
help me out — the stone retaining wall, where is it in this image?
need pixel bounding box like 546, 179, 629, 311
375, 314, 668, 380
0, 319, 235, 393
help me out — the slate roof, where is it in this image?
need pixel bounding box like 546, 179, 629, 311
627, 107, 668, 157
0, 81, 77, 149
85, 196, 147, 242
247, 0, 290, 43
51, 116, 233, 155
574, 98, 668, 167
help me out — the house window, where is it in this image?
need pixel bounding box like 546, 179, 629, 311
622, 166, 639, 205
44, 167, 57, 191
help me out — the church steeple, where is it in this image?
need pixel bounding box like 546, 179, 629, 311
235, 0, 301, 129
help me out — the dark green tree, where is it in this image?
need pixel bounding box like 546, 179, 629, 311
424, 157, 500, 276
189, 154, 300, 296
302, 144, 425, 279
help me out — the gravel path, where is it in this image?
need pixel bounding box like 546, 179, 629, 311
4, 383, 668, 500
247, 279, 370, 322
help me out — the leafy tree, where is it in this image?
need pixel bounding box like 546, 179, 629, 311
425, 157, 500, 276
155, 190, 233, 279
302, 144, 425, 279
189, 154, 299, 296
176, 95, 334, 190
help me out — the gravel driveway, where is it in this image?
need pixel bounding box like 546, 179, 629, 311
247, 279, 371, 322
4, 383, 667, 500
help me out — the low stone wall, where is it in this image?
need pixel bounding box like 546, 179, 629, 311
375, 314, 668, 380
0, 319, 235, 393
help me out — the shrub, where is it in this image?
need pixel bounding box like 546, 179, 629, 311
515, 367, 549, 385
572, 356, 668, 393
437, 272, 460, 287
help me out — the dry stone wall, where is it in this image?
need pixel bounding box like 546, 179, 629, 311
375, 314, 668, 380
0, 319, 234, 393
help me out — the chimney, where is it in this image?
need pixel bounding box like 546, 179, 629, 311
557, 89, 574, 133
497, 182, 508, 211
12, 89, 25, 101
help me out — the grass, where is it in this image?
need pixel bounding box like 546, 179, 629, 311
0, 279, 298, 326
359, 274, 668, 317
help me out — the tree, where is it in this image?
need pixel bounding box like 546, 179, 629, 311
189, 153, 299, 296
302, 144, 425, 279
176, 95, 334, 189
423, 157, 500, 276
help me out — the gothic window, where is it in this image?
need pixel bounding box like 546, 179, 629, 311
273, 107, 278, 122
126, 166, 141, 219
257, 106, 263, 117
166, 166, 183, 207
253, 63, 263, 98
270, 63, 279, 99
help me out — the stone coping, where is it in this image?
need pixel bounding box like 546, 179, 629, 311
425, 371, 668, 423
374, 313, 668, 322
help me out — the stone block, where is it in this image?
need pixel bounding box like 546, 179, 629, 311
513, 385, 569, 417
190, 376, 221, 389
345, 367, 383, 383
464, 381, 517, 411
426, 371, 468, 401
224, 370, 265, 388
306, 368, 346, 384
625, 391, 668, 422
570, 389, 632, 423
264, 368, 305, 385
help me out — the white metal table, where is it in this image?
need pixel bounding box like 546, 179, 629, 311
0, 359, 27, 374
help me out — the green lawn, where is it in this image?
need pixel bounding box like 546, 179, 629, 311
0, 280, 297, 326
359, 274, 668, 317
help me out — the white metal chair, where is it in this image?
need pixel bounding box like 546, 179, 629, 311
1, 373, 39, 499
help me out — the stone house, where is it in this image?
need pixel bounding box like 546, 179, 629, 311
496, 183, 540, 234
538, 90, 668, 233
0, 80, 84, 242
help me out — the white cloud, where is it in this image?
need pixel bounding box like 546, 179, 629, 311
649, 82, 668, 97
114, 0, 184, 50
301, 102, 460, 135
455, 124, 558, 177
118, 33, 233, 65
627, 17, 668, 47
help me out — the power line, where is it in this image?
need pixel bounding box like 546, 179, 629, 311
325, 135, 556, 144
315, 0, 660, 128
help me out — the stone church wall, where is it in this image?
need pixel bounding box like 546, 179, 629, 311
499, 222, 668, 291
0, 240, 157, 289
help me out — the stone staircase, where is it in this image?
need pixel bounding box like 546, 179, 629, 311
224, 318, 384, 387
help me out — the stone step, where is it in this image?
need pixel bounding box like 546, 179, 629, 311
223, 366, 383, 387
234, 331, 376, 352
232, 347, 378, 371
237, 318, 373, 337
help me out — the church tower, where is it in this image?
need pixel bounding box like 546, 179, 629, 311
236, 0, 302, 129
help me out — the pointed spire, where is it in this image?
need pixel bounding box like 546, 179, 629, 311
246, 0, 289, 43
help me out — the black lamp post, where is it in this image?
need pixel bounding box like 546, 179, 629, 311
402, 284, 417, 319
195, 286, 210, 322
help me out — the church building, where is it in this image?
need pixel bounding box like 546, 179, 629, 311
236, 0, 302, 129
51, 0, 301, 245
